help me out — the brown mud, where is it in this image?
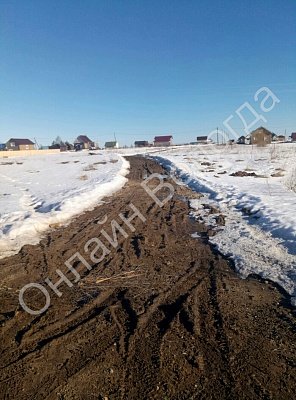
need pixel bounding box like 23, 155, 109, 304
0, 156, 295, 400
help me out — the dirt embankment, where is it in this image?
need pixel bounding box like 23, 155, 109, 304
0, 156, 295, 400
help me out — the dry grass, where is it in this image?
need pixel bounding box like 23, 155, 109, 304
284, 167, 296, 192
83, 164, 97, 171
79, 174, 88, 180
244, 167, 255, 172
271, 170, 285, 177
49, 222, 62, 229
95, 270, 143, 284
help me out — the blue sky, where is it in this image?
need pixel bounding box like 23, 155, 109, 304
0, 0, 295, 146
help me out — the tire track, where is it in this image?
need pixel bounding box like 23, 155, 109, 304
0, 156, 295, 400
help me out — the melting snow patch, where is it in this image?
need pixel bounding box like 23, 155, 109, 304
191, 232, 201, 239
0, 151, 129, 259
149, 144, 296, 304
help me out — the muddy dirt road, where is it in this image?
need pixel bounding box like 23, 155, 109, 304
0, 156, 296, 399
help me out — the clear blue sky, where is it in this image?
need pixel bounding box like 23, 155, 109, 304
0, 0, 295, 146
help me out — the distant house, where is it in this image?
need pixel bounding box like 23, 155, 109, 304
6, 138, 35, 151
75, 135, 95, 150
250, 127, 272, 146
154, 135, 173, 147
237, 136, 246, 144
237, 135, 251, 144
291, 132, 296, 142
277, 135, 286, 142
196, 136, 208, 144
134, 140, 149, 147
105, 141, 119, 149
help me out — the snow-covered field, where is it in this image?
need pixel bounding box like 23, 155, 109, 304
146, 143, 296, 304
1, 143, 296, 304
0, 151, 129, 259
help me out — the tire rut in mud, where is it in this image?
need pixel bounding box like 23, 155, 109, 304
0, 156, 295, 400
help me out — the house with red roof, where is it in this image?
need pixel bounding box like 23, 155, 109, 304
154, 135, 173, 147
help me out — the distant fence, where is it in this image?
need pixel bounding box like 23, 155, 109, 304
0, 149, 61, 158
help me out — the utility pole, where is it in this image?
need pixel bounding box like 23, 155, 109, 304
34, 137, 39, 150
216, 127, 219, 145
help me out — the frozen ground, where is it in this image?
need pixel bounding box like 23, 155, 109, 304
145, 143, 296, 303
0, 151, 129, 258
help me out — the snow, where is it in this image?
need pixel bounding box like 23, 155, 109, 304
146, 143, 296, 304
0, 151, 129, 259
2, 143, 296, 304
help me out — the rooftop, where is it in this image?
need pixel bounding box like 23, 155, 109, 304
154, 135, 173, 142
7, 138, 34, 145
